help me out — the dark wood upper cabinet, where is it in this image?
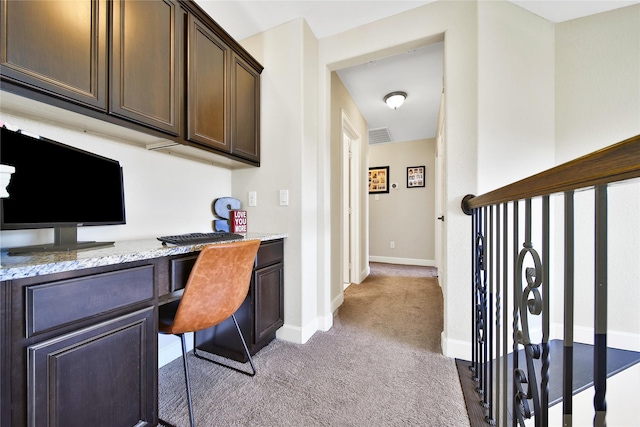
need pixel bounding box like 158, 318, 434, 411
187, 14, 230, 151
231, 53, 261, 163
110, 0, 183, 136
0, 0, 262, 166
0, 0, 107, 110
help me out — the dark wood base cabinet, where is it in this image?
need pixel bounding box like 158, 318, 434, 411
0, 239, 283, 426
1, 261, 158, 427
195, 239, 284, 362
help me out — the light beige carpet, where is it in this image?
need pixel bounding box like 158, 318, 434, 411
158, 262, 470, 426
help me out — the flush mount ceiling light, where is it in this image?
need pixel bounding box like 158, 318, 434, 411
384, 91, 407, 110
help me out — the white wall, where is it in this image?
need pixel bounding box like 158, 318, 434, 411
552, 4, 640, 351
0, 106, 232, 248
232, 19, 325, 343
368, 139, 436, 265
555, 4, 640, 162
477, 0, 556, 192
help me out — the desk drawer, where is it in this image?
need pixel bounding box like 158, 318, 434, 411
170, 254, 198, 292
255, 239, 283, 269
26, 265, 154, 337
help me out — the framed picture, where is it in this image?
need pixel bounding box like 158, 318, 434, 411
368, 166, 389, 193
407, 166, 425, 188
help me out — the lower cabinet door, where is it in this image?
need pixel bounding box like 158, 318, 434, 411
254, 263, 284, 343
26, 307, 156, 427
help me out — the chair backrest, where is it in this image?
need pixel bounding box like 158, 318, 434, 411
168, 239, 261, 335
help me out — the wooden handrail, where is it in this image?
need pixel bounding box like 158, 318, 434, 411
464, 134, 640, 210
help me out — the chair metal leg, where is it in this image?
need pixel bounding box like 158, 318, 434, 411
193, 314, 256, 377
158, 334, 196, 427
181, 333, 196, 427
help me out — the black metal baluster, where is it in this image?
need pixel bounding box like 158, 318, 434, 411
483, 206, 490, 414
512, 200, 519, 427
594, 185, 608, 427
487, 205, 495, 425
563, 190, 575, 427
540, 196, 550, 426
471, 209, 481, 390
476, 208, 487, 401
502, 202, 509, 427
472, 208, 478, 380
495, 204, 501, 426
514, 198, 543, 427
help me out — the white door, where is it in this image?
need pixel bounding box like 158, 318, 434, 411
341, 110, 361, 287
342, 133, 352, 288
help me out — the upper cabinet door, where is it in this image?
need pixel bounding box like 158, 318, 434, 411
230, 53, 261, 163
110, 0, 182, 136
0, 0, 107, 110
186, 14, 230, 152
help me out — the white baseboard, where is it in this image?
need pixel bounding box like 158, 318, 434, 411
369, 256, 436, 267
331, 291, 344, 314
276, 320, 318, 345
356, 265, 370, 284
158, 332, 193, 368
441, 333, 472, 360
317, 310, 334, 332
551, 323, 640, 352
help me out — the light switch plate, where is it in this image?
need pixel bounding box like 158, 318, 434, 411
279, 189, 289, 206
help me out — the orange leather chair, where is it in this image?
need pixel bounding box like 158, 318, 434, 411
158, 239, 261, 427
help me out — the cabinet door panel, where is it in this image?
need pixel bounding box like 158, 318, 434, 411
27, 308, 155, 427
254, 263, 284, 343
111, 0, 181, 135
231, 54, 260, 162
187, 15, 229, 151
0, 0, 107, 109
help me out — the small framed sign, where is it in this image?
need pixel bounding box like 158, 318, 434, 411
407, 166, 425, 188
230, 210, 248, 233
368, 166, 389, 194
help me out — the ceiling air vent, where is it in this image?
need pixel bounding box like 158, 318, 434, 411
368, 127, 392, 144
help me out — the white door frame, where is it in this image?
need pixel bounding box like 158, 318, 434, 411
341, 110, 361, 287
435, 91, 446, 286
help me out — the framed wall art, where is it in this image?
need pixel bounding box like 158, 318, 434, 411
368, 166, 389, 193
407, 166, 425, 188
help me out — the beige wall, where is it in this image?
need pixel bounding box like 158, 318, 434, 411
329, 72, 368, 303
368, 139, 436, 265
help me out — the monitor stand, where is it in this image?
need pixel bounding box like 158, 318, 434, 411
7, 226, 115, 255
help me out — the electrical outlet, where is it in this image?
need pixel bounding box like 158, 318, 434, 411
390, 241, 395, 249
248, 191, 257, 207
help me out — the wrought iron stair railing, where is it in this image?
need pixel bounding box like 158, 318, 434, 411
461, 134, 640, 427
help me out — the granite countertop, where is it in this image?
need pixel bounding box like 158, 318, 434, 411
0, 232, 286, 281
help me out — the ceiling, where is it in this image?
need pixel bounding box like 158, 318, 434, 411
196, 0, 639, 144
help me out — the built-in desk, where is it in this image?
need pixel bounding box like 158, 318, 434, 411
0, 232, 285, 427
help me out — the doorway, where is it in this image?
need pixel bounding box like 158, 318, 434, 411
342, 110, 361, 288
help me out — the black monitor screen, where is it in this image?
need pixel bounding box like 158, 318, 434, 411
0, 126, 126, 230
